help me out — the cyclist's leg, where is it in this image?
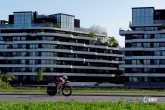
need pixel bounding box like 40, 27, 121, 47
56, 82, 61, 93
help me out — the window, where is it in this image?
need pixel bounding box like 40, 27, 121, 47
161, 51, 165, 56
143, 43, 150, 48
21, 60, 26, 64
29, 60, 35, 64
137, 43, 142, 47
30, 52, 36, 56
132, 77, 137, 82
30, 44, 36, 49
0, 37, 3, 41
14, 12, 33, 27
155, 51, 161, 56
144, 60, 150, 65
132, 60, 136, 64
156, 12, 160, 16
160, 34, 165, 38
159, 43, 165, 47
0, 45, 3, 49
160, 59, 165, 64
56, 14, 74, 30
132, 8, 153, 25
154, 43, 159, 48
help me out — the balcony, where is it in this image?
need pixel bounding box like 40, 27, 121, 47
125, 56, 165, 60
125, 38, 165, 43
123, 47, 165, 51
121, 64, 165, 68
119, 29, 144, 36
119, 29, 163, 36
129, 20, 165, 27
0, 64, 117, 70
0, 23, 107, 36
124, 73, 165, 77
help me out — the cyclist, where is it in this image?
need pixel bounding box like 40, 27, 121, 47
55, 75, 68, 93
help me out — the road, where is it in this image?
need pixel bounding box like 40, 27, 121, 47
0, 92, 164, 103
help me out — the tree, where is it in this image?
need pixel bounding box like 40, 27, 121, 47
114, 68, 124, 84
88, 32, 96, 37
93, 37, 103, 45
0, 73, 15, 89
0, 79, 10, 89
105, 37, 119, 47
0, 73, 15, 83
36, 68, 43, 82
89, 24, 107, 35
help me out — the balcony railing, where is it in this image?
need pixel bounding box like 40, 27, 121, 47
154, 20, 165, 24
0, 23, 107, 36
129, 20, 165, 26
0, 23, 58, 28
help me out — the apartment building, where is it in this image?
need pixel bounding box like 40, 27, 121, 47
0, 11, 123, 84
120, 7, 165, 88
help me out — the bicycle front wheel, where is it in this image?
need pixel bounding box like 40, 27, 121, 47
62, 86, 72, 96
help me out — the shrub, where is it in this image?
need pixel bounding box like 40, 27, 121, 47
88, 32, 96, 37
0, 73, 14, 89
0, 79, 12, 89
0, 73, 15, 83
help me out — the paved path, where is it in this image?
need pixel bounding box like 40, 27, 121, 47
0, 92, 164, 103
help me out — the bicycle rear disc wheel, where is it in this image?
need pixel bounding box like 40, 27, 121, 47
47, 86, 57, 96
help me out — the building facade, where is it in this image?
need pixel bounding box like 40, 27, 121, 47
120, 7, 165, 88
0, 11, 123, 84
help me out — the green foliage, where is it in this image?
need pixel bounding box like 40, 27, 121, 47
91, 37, 105, 45
105, 36, 119, 47
0, 73, 15, 83
0, 79, 11, 89
36, 68, 43, 82
56, 31, 65, 34
88, 32, 96, 37
0, 101, 164, 110
0, 73, 14, 89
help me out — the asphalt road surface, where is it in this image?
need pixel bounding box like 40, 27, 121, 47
0, 92, 164, 103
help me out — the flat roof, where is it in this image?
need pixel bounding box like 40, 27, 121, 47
13, 11, 33, 13
132, 7, 154, 9
53, 13, 75, 17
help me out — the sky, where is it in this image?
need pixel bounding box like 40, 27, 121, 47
0, 0, 165, 47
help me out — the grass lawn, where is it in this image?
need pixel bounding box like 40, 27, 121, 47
0, 101, 164, 110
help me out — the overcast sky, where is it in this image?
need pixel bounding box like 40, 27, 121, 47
0, 0, 165, 47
